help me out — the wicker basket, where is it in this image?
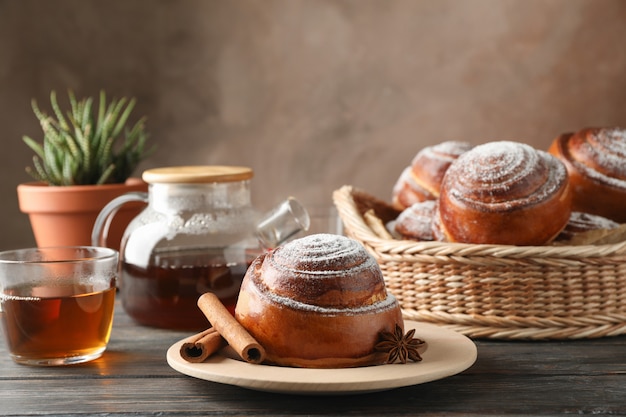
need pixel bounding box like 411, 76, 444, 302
333, 185, 626, 340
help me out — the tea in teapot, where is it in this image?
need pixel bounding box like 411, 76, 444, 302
93, 166, 309, 330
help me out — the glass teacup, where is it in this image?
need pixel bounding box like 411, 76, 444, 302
0, 246, 118, 366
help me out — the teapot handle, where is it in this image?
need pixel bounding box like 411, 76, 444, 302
91, 192, 149, 248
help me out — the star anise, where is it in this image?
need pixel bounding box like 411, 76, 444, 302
375, 324, 425, 364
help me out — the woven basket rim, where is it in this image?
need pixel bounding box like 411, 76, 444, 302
332, 184, 626, 259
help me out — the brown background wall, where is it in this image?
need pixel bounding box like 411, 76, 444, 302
1, 0, 626, 250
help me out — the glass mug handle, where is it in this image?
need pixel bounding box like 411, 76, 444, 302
91, 192, 149, 247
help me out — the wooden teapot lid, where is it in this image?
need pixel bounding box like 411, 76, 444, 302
142, 166, 253, 184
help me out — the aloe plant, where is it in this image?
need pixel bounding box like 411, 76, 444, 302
23, 90, 152, 186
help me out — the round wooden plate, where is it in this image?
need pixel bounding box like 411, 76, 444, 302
166, 321, 477, 395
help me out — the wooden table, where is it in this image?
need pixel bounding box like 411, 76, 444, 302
1, 298, 625, 416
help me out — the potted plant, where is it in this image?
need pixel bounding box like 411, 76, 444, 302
17, 90, 154, 250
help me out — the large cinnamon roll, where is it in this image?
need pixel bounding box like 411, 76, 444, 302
392, 141, 473, 210
438, 141, 572, 245
234, 234, 403, 368
548, 127, 626, 222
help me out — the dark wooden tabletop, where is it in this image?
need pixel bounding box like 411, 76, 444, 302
1, 298, 625, 417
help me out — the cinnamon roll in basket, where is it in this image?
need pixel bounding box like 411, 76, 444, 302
549, 127, 626, 223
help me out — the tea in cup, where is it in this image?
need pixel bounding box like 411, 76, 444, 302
0, 246, 118, 366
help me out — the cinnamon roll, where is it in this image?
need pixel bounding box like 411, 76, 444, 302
548, 127, 626, 222
438, 141, 572, 245
234, 234, 403, 368
394, 200, 438, 241
392, 167, 431, 210
392, 141, 473, 210
555, 211, 620, 242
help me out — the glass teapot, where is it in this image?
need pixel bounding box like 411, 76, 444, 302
92, 166, 309, 330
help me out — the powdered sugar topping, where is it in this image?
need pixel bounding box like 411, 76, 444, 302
255, 234, 397, 315
395, 200, 436, 240
444, 141, 567, 208
568, 211, 619, 231
412, 141, 473, 166
570, 128, 626, 184
261, 288, 399, 316
269, 234, 378, 277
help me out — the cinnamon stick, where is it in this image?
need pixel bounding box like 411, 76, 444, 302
179, 327, 225, 363
197, 292, 266, 364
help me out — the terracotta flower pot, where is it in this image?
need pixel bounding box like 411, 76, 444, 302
17, 178, 148, 251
